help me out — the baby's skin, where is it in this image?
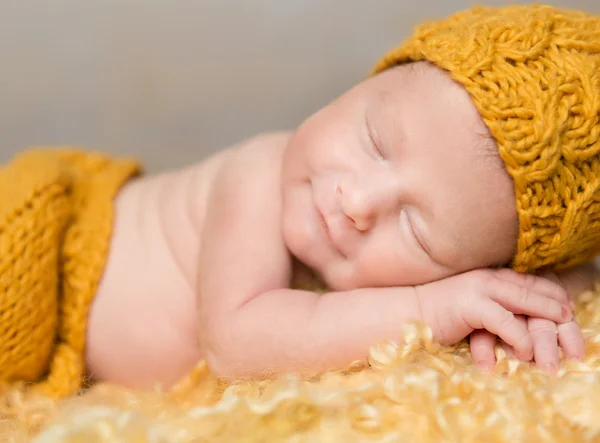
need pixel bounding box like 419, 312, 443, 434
87, 62, 593, 390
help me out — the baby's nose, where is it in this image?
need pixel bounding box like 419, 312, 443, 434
340, 179, 394, 231
342, 193, 374, 231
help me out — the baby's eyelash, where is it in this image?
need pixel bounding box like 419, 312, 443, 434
401, 210, 430, 256
365, 114, 384, 159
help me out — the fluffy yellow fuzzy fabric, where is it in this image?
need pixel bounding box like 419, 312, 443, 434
2, 282, 600, 442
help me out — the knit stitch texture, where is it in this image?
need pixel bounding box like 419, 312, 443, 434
0, 148, 139, 397
372, 4, 600, 273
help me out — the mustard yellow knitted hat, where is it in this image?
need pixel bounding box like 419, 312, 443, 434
372, 4, 600, 273
0, 148, 139, 397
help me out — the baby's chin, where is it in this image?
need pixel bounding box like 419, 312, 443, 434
314, 260, 366, 292
286, 237, 359, 291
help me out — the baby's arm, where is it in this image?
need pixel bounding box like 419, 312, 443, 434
196, 134, 422, 375
197, 134, 572, 380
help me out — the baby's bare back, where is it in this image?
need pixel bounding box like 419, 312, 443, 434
86, 137, 276, 389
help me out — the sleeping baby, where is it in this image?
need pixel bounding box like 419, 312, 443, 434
1, 4, 599, 397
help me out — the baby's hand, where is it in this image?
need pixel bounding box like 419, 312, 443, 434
470, 266, 592, 373
470, 313, 584, 373
416, 268, 574, 362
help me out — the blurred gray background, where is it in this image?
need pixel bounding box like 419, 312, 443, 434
1, 0, 598, 173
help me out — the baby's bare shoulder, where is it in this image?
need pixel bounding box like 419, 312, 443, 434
226, 131, 292, 171
198, 130, 295, 313
207, 131, 292, 202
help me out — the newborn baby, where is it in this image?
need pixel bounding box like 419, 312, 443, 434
87, 59, 585, 390
1, 4, 599, 396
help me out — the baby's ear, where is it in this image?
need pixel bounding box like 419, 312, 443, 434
534, 267, 562, 284
545, 262, 599, 300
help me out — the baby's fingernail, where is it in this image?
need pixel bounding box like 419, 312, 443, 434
544, 363, 557, 374
516, 350, 533, 362
476, 361, 493, 371
562, 306, 573, 321
569, 299, 576, 308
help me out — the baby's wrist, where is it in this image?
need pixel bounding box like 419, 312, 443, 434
411, 284, 439, 338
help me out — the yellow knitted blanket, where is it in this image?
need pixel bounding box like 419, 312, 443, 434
3, 282, 600, 442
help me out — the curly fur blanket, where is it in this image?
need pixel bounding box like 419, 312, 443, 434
3, 283, 600, 442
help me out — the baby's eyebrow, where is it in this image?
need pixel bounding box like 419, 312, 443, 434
369, 91, 406, 156
472, 124, 502, 169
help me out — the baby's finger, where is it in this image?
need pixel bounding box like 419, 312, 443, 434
557, 321, 586, 361
476, 303, 533, 362
488, 280, 572, 324
528, 317, 559, 374
470, 330, 497, 370
493, 268, 570, 304
498, 314, 527, 360
499, 341, 517, 359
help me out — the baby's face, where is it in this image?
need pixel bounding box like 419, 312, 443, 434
281, 61, 519, 291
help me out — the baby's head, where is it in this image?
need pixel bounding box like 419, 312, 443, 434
281, 4, 600, 291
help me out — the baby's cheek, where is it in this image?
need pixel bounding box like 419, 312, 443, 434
281, 201, 314, 258
354, 247, 445, 288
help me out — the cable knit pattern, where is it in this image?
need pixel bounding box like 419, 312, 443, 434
0, 148, 139, 397
372, 4, 600, 273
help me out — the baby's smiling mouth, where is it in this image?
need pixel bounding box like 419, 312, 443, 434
317, 208, 333, 242
314, 196, 347, 258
